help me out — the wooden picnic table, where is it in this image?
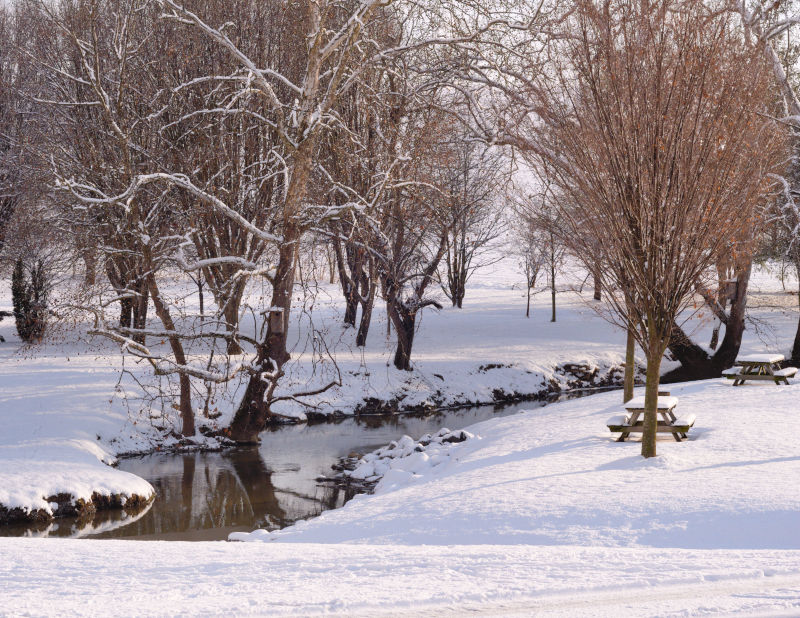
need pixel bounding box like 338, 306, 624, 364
722, 353, 797, 386
607, 394, 695, 442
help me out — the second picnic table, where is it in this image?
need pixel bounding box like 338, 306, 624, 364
722, 353, 797, 386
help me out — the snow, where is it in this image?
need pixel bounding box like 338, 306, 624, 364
0, 345, 154, 515
624, 395, 678, 409
2, 260, 800, 614
345, 428, 474, 488
736, 353, 785, 363
3, 380, 800, 614
2, 539, 800, 616
0, 258, 632, 517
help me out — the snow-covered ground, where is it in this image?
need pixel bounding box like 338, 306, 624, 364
3, 380, 800, 615
3, 539, 800, 616
235, 380, 800, 549
2, 259, 800, 615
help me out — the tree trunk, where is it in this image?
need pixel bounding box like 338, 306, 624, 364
83, 250, 97, 286
709, 262, 728, 350
327, 244, 336, 285
709, 320, 721, 351
197, 279, 204, 322
550, 236, 556, 322
452, 266, 466, 308
791, 260, 800, 364
131, 283, 149, 345
229, 235, 298, 443
593, 270, 601, 301
147, 274, 194, 437
223, 292, 243, 355
664, 260, 752, 382
343, 293, 358, 327
526, 284, 531, 318
334, 238, 361, 328
355, 279, 376, 347
388, 303, 416, 371
119, 296, 133, 329
624, 325, 635, 403
641, 346, 663, 458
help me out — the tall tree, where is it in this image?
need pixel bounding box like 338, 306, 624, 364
735, 0, 800, 366
514, 0, 784, 457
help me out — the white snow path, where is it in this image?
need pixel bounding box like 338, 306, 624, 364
2, 539, 800, 616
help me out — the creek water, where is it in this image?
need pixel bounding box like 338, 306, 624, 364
2, 390, 611, 541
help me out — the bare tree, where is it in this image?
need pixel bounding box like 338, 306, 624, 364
25, 0, 224, 437
438, 138, 506, 308
514, 211, 547, 318
513, 0, 784, 457
735, 0, 800, 365
155, 0, 429, 440
374, 104, 455, 371
514, 170, 567, 323
157, 0, 294, 355
0, 5, 31, 253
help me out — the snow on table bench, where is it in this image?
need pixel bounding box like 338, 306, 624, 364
673, 413, 696, 429
606, 414, 629, 427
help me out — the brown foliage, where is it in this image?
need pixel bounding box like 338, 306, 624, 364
526, 0, 787, 455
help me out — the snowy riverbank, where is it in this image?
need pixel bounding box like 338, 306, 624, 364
234, 379, 800, 549
2, 260, 800, 614
3, 379, 800, 615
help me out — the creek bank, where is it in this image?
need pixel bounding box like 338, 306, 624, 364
0, 362, 635, 530
298, 360, 636, 422
111, 360, 638, 452
0, 490, 152, 527
322, 428, 474, 496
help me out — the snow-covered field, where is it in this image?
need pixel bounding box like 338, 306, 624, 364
2, 260, 800, 615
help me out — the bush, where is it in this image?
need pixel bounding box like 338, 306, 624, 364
11, 257, 47, 342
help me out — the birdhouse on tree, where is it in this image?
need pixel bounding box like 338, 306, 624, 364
268, 309, 284, 334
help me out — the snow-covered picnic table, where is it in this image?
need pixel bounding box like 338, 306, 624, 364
723, 353, 797, 386
607, 394, 695, 442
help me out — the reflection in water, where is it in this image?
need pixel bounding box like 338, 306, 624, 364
2, 392, 611, 541
0, 499, 154, 539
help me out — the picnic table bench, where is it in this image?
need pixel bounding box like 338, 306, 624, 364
723, 353, 797, 386
607, 393, 695, 442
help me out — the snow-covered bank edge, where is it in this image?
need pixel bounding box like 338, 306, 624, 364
0, 361, 628, 530
0, 489, 153, 527
112, 359, 634, 450
271, 358, 636, 423
322, 428, 476, 497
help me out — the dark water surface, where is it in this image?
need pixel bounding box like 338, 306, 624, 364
3, 391, 610, 541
